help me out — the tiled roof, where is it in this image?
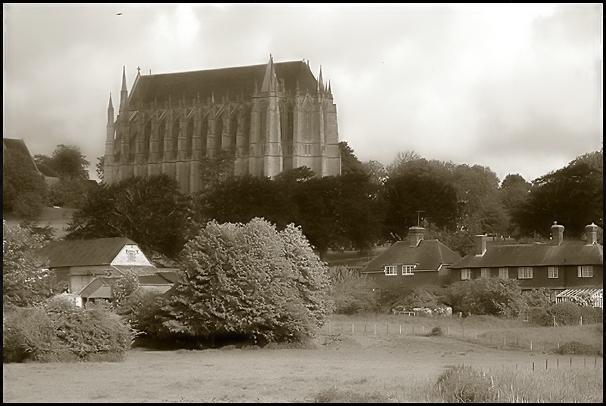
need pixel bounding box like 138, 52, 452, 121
450, 243, 603, 269
38, 237, 137, 268
112, 265, 159, 276
128, 60, 319, 107
3, 138, 39, 173
362, 240, 462, 273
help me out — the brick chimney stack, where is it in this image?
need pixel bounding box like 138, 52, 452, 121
408, 226, 424, 248
585, 223, 598, 245
475, 234, 487, 256
551, 222, 564, 246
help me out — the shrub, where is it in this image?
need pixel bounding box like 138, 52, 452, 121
549, 301, 582, 326
554, 341, 602, 356
3, 297, 133, 363
313, 387, 391, 403
327, 266, 378, 314
378, 286, 439, 313
436, 365, 496, 403
447, 278, 525, 318
430, 326, 443, 336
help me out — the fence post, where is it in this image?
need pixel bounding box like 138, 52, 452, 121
422, 325, 424, 335
365, 323, 367, 333
557, 358, 559, 369
580, 316, 583, 325
530, 340, 533, 351
387, 324, 389, 334
352, 323, 354, 335
546, 359, 548, 370
374, 324, 376, 335
532, 362, 535, 371
462, 326, 465, 337
399, 325, 402, 335
328, 321, 331, 334
504, 336, 507, 348
490, 333, 492, 343
570, 357, 572, 367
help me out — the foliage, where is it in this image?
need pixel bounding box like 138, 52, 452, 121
424, 225, 475, 256
110, 270, 140, 312
3, 148, 48, 219
66, 174, 194, 259
512, 150, 603, 238
447, 278, 525, 318
3, 222, 55, 308
548, 301, 582, 326
499, 173, 531, 235
521, 288, 552, 308
327, 266, 378, 314
339, 141, 366, 175
380, 159, 459, 240
313, 387, 391, 403
435, 365, 496, 403
554, 341, 602, 356
198, 149, 236, 191
96, 155, 105, 181
47, 179, 96, 208
3, 296, 132, 363
166, 218, 333, 346
430, 326, 444, 336
35, 144, 90, 181
377, 286, 444, 313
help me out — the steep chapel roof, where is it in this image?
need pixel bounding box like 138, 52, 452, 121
128, 60, 319, 107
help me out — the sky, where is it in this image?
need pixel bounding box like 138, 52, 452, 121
3, 3, 603, 183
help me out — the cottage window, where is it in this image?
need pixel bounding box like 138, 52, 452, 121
578, 266, 593, 278
518, 267, 533, 279
548, 266, 559, 279
384, 265, 397, 276
461, 269, 472, 280
402, 265, 416, 275
498, 268, 508, 279
481, 268, 491, 278
127, 249, 136, 262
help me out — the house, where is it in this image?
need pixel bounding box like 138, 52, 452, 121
360, 226, 462, 289
448, 223, 603, 300
37, 237, 178, 306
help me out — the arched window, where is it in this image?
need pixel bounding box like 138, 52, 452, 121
259, 110, 266, 142
172, 120, 179, 159
186, 118, 194, 158
230, 114, 238, 154
305, 110, 312, 141
200, 116, 208, 156
158, 120, 165, 158
144, 120, 151, 161
216, 113, 223, 140
129, 127, 137, 162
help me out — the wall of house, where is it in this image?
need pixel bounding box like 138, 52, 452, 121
364, 271, 440, 289
111, 244, 153, 266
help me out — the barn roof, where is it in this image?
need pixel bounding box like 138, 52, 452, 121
449, 243, 603, 269
362, 240, 462, 273
38, 237, 137, 268
128, 60, 319, 107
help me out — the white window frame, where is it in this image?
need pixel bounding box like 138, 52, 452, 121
402, 265, 416, 275
518, 267, 533, 279
481, 268, 491, 278
126, 249, 136, 262
461, 269, 472, 280
384, 265, 397, 276
578, 266, 593, 278
498, 267, 508, 279
548, 266, 559, 279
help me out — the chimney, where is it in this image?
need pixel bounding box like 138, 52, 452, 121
585, 223, 598, 245
551, 222, 564, 246
408, 226, 424, 248
475, 234, 487, 256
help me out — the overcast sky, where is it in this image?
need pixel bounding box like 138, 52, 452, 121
3, 3, 603, 183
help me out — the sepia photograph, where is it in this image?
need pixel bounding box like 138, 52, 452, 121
3, 3, 603, 402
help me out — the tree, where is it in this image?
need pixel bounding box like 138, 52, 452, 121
166, 218, 332, 345
65, 174, 194, 259
327, 266, 378, 314
198, 149, 236, 191
96, 155, 105, 181
37, 144, 90, 181
3, 148, 47, 219
3, 222, 55, 308
512, 151, 603, 238
339, 141, 365, 175
499, 173, 531, 235
380, 160, 459, 240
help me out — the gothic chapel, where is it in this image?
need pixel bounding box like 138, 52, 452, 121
103, 56, 341, 193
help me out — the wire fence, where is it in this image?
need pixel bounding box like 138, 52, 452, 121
321, 320, 603, 355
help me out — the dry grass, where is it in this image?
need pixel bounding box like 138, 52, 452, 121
3, 315, 603, 403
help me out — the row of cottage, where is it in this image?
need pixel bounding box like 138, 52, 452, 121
37, 222, 603, 308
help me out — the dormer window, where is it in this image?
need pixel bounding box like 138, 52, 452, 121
402, 265, 416, 275
384, 265, 397, 276
126, 249, 136, 262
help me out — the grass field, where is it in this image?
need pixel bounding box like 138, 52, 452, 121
3, 315, 602, 403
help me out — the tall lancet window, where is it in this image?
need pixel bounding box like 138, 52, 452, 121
216, 113, 224, 140
158, 120, 165, 158
144, 120, 151, 161
259, 110, 267, 142
230, 114, 238, 154
172, 120, 179, 159
186, 118, 194, 158
305, 110, 312, 141
200, 116, 208, 156
129, 127, 137, 162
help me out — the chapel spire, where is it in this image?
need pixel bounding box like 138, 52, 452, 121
261, 54, 278, 93
119, 66, 129, 114
107, 93, 114, 125
318, 65, 324, 95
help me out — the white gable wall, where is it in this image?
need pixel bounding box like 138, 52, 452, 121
110, 244, 153, 266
